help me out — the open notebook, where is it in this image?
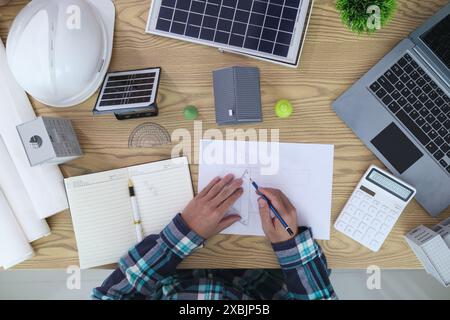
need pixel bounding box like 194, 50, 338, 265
64, 157, 193, 269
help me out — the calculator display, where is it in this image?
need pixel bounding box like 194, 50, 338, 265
367, 169, 414, 201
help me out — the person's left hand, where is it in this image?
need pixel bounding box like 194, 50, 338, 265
181, 174, 243, 239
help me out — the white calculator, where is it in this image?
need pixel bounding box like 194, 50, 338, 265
334, 165, 416, 252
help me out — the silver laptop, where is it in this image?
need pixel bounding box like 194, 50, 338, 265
333, 3, 450, 216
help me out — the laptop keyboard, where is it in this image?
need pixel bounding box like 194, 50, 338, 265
369, 53, 450, 174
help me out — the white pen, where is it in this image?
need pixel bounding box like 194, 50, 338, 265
128, 179, 143, 242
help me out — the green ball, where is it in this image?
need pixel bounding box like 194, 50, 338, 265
183, 105, 198, 120
275, 99, 293, 118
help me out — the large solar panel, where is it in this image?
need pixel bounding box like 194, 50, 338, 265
146, 0, 313, 67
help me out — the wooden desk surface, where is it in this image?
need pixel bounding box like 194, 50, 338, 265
1, 0, 449, 269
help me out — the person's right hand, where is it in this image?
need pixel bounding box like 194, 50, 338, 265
257, 188, 298, 244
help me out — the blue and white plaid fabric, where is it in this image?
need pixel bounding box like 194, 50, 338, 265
92, 214, 337, 300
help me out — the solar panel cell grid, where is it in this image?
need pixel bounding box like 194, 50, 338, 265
96, 69, 160, 111
154, 0, 301, 58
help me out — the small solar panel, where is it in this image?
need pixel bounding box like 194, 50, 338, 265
93, 68, 161, 119
146, 0, 313, 67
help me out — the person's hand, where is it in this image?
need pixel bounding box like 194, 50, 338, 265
181, 174, 243, 239
257, 188, 298, 244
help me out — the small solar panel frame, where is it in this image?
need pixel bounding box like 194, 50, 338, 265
93, 67, 161, 118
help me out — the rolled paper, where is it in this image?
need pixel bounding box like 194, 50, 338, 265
0, 135, 51, 242
0, 37, 68, 218
0, 189, 35, 269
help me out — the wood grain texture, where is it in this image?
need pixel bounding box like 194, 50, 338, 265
1, 0, 449, 269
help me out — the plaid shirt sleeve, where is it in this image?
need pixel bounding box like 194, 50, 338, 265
92, 213, 204, 300
272, 227, 337, 300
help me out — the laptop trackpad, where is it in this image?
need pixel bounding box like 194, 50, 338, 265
371, 123, 423, 174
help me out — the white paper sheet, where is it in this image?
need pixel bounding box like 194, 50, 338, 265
0, 38, 68, 219
198, 140, 334, 240
0, 189, 35, 270
0, 136, 50, 242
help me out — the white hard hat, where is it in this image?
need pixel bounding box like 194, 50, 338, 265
6, 0, 115, 108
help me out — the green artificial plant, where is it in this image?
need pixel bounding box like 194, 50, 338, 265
336, 0, 397, 34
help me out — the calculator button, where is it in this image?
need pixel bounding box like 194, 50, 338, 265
335, 221, 346, 231
389, 210, 399, 217
376, 211, 386, 221
385, 215, 395, 226
375, 233, 385, 242
363, 214, 373, 224
360, 201, 369, 211
345, 225, 355, 235
353, 230, 363, 241
380, 224, 390, 234
369, 240, 380, 251
366, 228, 376, 238
346, 205, 356, 214
362, 228, 376, 245
373, 200, 380, 207
354, 209, 364, 219
340, 213, 351, 223
363, 195, 372, 202
351, 197, 361, 206
381, 205, 389, 212
350, 218, 359, 227
368, 206, 377, 215
372, 219, 382, 230
358, 222, 368, 233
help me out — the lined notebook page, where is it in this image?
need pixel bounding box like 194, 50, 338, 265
65, 169, 136, 269
129, 158, 193, 236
